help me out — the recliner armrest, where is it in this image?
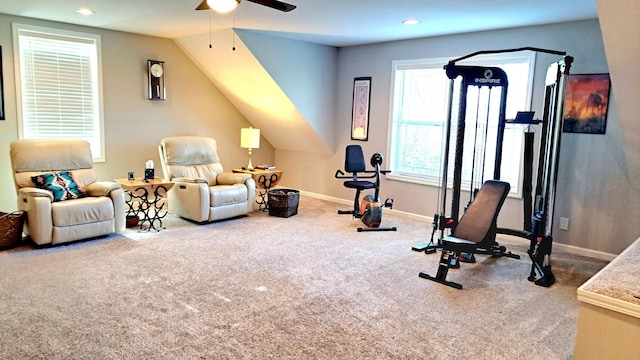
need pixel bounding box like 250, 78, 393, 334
84, 181, 122, 197
217, 173, 251, 185
18, 187, 54, 203
172, 177, 208, 184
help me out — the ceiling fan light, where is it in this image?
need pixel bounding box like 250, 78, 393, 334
207, 0, 240, 13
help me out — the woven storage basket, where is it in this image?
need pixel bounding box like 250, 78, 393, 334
268, 189, 299, 218
0, 211, 25, 249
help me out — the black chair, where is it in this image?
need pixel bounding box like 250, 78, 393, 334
335, 145, 395, 231
419, 180, 519, 289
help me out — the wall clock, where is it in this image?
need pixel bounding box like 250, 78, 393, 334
147, 60, 166, 100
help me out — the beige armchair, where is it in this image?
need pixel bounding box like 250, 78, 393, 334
10, 139, 126, 246
158, 136, 256, 223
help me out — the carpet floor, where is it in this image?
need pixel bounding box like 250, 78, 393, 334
0, 194, 608, 359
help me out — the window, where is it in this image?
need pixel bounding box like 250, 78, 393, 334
388, 53, 535, 195
13, 24, 105, 161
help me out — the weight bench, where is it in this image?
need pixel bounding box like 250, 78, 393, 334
419, 180, 520, 289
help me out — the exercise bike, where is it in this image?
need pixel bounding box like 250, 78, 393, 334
335, 145, 396, 232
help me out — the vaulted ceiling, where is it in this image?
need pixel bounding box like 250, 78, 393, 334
0, 0, 598, 47
0, 1, 600, 154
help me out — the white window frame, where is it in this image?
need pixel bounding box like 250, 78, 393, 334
13, 23, 105, 162
387, 52, 536, 197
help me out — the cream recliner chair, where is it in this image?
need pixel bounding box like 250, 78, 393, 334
158, 136, 256, 223
10, 139, 126, 246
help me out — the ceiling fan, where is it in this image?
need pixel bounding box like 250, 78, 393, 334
195, 0, 296, 13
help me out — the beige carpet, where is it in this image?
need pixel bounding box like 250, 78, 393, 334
0, 195, 608, 359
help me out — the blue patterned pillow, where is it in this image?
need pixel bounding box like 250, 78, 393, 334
31, 171, 85, 202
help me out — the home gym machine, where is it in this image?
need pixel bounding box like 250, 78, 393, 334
503, 51, 574, 287
412, 47, 573, 287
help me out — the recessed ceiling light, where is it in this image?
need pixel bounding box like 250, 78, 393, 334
75, 8, 95, 16
402, 19, 421, 25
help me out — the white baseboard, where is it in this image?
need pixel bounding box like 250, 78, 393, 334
552, 243, 616, 261
497, 236, 616, 261
298, 190, 349, 206
298, 189, 616, 262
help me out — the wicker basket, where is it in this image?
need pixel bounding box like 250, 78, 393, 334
0, 211, 26, 249
268, 189, 299, 218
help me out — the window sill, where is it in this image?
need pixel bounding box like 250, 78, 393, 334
386, 173, 522, 199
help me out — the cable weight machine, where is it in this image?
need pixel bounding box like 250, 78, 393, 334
412, 47, 573, 287
412, 60, 511, 258
508, 54, 574, 287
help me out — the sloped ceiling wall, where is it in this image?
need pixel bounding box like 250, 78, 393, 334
174, 28, 337, 155
595, 0, 640, 184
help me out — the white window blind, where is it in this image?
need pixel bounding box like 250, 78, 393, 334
13, 24, 104, 161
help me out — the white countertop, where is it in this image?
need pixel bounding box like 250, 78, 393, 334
577, 237, 640, 318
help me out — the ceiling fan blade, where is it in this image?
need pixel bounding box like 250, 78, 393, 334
246, 0, 296, 12
195, 0, 210, 10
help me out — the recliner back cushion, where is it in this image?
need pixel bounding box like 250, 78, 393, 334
10, 139, 97, 189
161, 136, 223, 185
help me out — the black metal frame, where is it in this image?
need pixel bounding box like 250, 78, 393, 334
124, 185, 171, 232
413, 47, 573, 288
351, 77, 371, 141
412, 63, 509, 253
255, 173, 280, 211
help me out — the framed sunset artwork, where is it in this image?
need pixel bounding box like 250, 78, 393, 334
563, 73, 611, 134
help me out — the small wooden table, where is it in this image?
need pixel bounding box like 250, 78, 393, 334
232, 168, 283, 211
114, 178, 174, 232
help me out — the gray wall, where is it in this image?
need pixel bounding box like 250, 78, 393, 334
0, 14, 275, 211
594, 0, 640, 254
277, 19, 633, 256
237, 29, 338, 152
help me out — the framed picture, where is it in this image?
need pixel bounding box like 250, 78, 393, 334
563, 73, 611, 134
0, 46, 5, 120
351, 77, 371, 141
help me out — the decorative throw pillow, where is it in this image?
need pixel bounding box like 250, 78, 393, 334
31, 171, 85, 202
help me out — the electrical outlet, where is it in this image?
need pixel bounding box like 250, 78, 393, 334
559, 217, 569, 231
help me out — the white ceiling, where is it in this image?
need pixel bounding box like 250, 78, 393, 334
0, 0, 598, 47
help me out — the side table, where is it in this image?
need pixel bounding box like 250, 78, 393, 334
114, 178, 174, 232
232, 168, 283, 211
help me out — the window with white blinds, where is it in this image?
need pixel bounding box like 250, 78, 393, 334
388, 53, 535, 196
13, 24, 104, 161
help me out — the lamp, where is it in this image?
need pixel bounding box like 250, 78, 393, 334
241, 127, 260, 170
196, 0, 240, 13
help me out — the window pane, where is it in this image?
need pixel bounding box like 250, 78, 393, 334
389, 53, 534, 196
390, 63, 449, 182
14, 24, 104, 161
